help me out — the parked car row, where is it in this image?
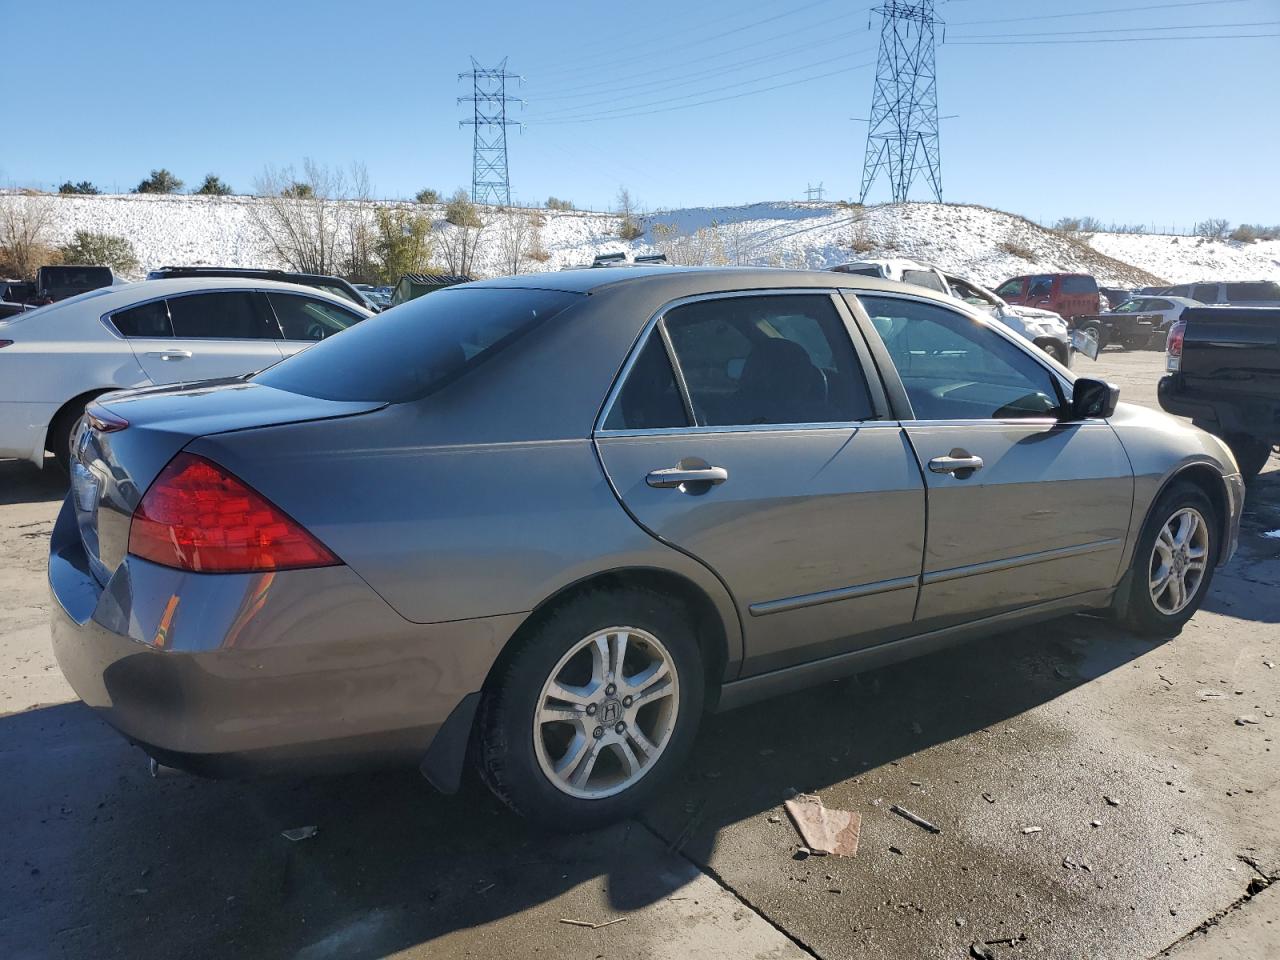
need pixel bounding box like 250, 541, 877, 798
47, 264, 1243, 828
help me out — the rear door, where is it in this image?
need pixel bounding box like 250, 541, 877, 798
119, 291, 284, 384
594, 290, 926, 676
851, 293, 1133, 629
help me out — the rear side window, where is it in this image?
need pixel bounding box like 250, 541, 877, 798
1061, 276, 1097, 294
603, 333, 688, 431
661, 294, 874, 427
1191, 284, 1221, 303
268, 294, 363, 340
1225, 282, 1280, 301
255, 288, 580, 402
111, 300, 173, 337
901, 269, 947, 293
168, 292, 276, 339
1027, 276, 1054, 297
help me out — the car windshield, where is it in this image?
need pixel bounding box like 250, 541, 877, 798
253, 287, 581, 403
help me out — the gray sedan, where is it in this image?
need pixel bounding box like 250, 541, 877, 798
50, 267, 1244, 829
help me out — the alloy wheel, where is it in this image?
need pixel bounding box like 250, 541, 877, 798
1149, 507, 1209, 615
533, 626, 679, 800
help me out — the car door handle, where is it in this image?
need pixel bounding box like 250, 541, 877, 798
144, 350, 192, 361
646, 466, 729, 489
928, 454, 984, 475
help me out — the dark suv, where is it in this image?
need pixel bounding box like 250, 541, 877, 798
995, 273, 1101, 321
146, 267, 377, 311
34, 265, 115, 304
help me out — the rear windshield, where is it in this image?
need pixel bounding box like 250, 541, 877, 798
254, 287, 580, 402
901, 269, 946, 293
41, 266, 112, 292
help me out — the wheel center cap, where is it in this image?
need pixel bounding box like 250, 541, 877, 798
599, 699, 622, 724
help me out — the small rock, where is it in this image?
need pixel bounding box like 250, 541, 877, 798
1090, 820, 1102, 828
889, 845, 905, 856
1170, 908, 1178, 916
1054, 665, 1070, 680
909, 780, 922, 787
970, 943, 995, 960
1104, 795, 1121, 807
1236, 716, 1260, 726
793, 848, 811, 860
1266, 711, 1275, 719
956, 918, 966, 928
982, 792, 996, 804
767, 815, 781, 824
1022, 826, 1043, 834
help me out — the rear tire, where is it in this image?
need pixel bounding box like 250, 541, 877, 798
49, 407, 85, 475
1114, 481, 1218, 637
1225, 435, 1272, 483
1080, 322, 1105, 351
476, 588, 705, 830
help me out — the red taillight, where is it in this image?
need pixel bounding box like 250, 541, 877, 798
1166, 320, 1186, 371
128, 452, 340, 573
0, 340, 12, 349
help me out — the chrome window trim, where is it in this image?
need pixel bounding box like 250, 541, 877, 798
99, 286, 358, 343
594, 287, 885, 436
595, 420, 904, 440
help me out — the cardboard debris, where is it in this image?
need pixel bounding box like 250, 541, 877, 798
783, 793, 862, 857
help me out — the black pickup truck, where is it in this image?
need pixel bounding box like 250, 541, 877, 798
1158, 306, 1279, 480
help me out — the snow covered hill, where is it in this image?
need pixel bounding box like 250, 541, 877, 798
5, 192, 1278, 288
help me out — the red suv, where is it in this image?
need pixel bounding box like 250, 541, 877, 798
995, 273, 1101, 321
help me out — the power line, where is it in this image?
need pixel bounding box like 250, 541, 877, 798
947, 32, 1279, 44
526, 60, 877, 125
949, 19, 1280, 38
536, 22, 868, 102
532, 0, 859, 82
529, 48, 871, 122
949, 0, 1251, 27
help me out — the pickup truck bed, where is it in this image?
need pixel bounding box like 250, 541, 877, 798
1159, 306, 1279, 478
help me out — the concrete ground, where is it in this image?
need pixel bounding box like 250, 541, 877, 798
1, 349, 1277, 960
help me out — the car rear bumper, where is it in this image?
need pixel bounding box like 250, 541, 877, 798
48, 496, 520, 778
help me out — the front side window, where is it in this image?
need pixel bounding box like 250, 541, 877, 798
1027, 276, 1054, 298
1061, 275, 1098, 294
1149, 299, 1173, 311
995, 279, 1025, 298
111, 300, 172, 338
168, 292, 276, 339
859, 295, 1063, 421
1113, 299, 1141, 313
268, 294, 364, 341
661, 294, 874, 427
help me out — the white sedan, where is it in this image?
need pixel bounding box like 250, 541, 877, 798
0, 277, 372, 469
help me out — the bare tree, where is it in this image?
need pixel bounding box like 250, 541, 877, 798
247, 160, 370, 274
616, 187, 644, 240
437, 190, 488, 276
1194, 218, 1230, 240
494, 210, 539, 276
0, 193, 56, 279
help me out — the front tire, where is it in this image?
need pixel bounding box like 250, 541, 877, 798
476, 588, 705, 830
1115, 481, 1217, 637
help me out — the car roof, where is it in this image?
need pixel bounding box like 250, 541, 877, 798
462, 265, 935, 299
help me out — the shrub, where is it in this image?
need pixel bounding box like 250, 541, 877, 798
414, 188, 441, 205
58, 230, 139, 274
371, 206, 435, 283
999, 239, 1035, 261
281, 182, 314, 199
58, 181, 101, 195
1229, 223, 1261, 243
194, 174, 233, 196
135, 169, 183, 194
1053, 216, 1104, 234
445, 189, 483, 227
545, 196, 574, 211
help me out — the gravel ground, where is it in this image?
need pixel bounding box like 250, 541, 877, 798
0, 349, 1276, 960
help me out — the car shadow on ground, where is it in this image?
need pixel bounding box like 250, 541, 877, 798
0, 458, 65, 507
0, 613, 1164, 960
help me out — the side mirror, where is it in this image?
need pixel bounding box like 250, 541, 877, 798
1069, 377, 1119, 420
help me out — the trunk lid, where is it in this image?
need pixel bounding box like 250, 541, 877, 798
70, 379, 385, 584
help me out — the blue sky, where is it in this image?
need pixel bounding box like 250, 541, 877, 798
6, 0, 1278, 225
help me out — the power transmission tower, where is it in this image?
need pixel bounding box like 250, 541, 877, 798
858, 2, 943, 204
458, 57, 523, 205
805, 182, 826, 201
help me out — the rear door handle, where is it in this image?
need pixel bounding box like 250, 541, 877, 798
928, 454, 984, 475
145, 350, 192, 361
646, 466, 729, 489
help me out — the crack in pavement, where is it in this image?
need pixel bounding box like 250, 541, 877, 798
1154, 859, 1278, 957
637, 816, 824, 960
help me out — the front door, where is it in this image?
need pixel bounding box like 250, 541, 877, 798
852, 293, 1133, 628
594, 291, 926, 676
120, 290, 284, 384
